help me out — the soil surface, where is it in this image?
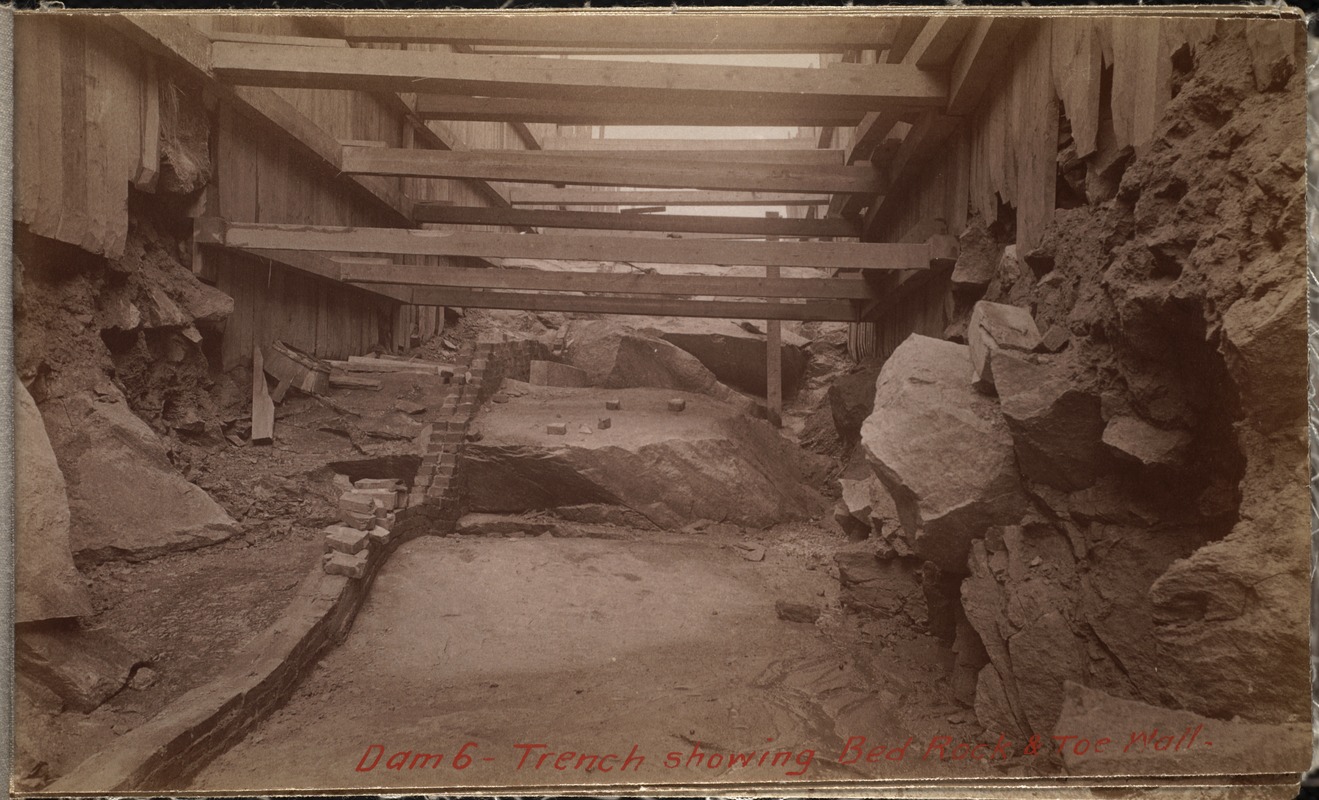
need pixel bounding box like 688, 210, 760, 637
191, 527, 991, 792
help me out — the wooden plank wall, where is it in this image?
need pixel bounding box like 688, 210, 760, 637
14, 17, 148, 258
856, 16, 1229, 365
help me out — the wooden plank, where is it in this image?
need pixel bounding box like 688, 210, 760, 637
251, 345, 275, 444
341, 147, 883, 194
133, 56, 161, 191
211, 41, 948, 112
518, 148, 846, 166
947, 18, 1027, 116
1051, 17, 1102, 158
414, 95, 867, 127
1015, 24, 1058, 254
234, 247, 416, 304
765, 213, 782, 427
906, 17, 976, 68
405, 288, 859, 322
335, 261, 876, 300
410, 205, 860, 238
861, 113, 962, 240
885, 18, 926, 63
199, 218, 933, 272
332, 13, 899, 51
510, 189, 830, 207
540, 135, 819, 152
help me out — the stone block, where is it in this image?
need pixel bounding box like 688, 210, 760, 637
598, 417, 612, 430
668, 398, 686, 412
967, 301, 1042, 393
340, 510, 376, 531
324, 525, 370, 555
546, 423, 568, 435
605, 399, 622, 410
324, 550, 370, 579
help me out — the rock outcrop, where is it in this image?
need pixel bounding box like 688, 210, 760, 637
993, 353, 1105, 491
860, 335, 1026, 572
648, 319, 810, 399
42, 388, 241, 564
15, 381, 93, 623
15, 623, 141, 713
464, 387, 827, 530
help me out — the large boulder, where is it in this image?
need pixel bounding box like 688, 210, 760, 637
993, 353, 1105, 491
648, 319, 810, 399
463, 387, 827, 530
43, 389, 240, 564
967, 301, 1041, 393
860, 335, 1026, 572
561, 320, 723, 393
15, 382, 93, 623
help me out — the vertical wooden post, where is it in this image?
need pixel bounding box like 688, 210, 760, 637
765, 212, 782, 428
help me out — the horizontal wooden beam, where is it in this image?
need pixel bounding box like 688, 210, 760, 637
539, 136, 819, 152
509, 189, 830, 207
341, 147, 883, 194
233, 248, 415, 304
532, 148, 846, 166
329, 13, 899, 52
414, 95, 867, 127
410, 205, 860, 238
405, 288, 859, 322
336, 261, 875, 300
210, 42, 947, 114
196, 218, 932, 271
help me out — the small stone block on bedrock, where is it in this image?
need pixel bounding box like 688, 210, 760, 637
341, 510, 376, 531
354, 478, 402, 491
368, 526, 395, 548
324, 551, 369, 579
605, 399, 622, 410
324, 526, 370, 555
668, 399, 686, 412
357, 488, 400, 510
547, 423, 569, 435
598, 417, 612, 430
491, 393, 509, 404
339, 492, 376, 515
447, 420, 467, 432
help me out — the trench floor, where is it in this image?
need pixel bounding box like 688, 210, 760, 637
190, 529, 995, 792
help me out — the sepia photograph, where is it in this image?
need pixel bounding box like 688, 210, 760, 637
6, 7, 1313, 797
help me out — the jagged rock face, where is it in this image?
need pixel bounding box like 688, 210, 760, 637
940, 23, 1309, 733
993, 352, 1105, 491
860, 335, 1026, 573
42, 389, 240, 565
961, 525, 1085, 738
14, 380, 93, 623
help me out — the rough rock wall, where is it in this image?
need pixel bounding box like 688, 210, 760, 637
860, 21, 1306, 739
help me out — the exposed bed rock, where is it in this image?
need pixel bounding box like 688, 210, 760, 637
463, 387, 828, 530
15, 623, 141, 714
